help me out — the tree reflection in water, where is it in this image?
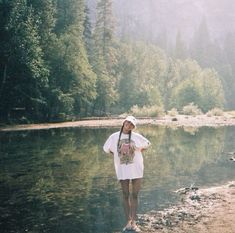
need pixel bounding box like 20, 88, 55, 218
0, 126, 235, 233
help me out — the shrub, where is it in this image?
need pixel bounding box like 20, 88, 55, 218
206, 108, 224, 117
168, 108, 178, 117
182, 103, 203, 116
129, 105, 165, 117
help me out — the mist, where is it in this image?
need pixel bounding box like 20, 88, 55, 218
112, 0, 235, 45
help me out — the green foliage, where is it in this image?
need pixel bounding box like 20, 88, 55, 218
115, 41, 165, 112
8, 0, 49, 83
190, 17, 212, 68
223, 33, 235, 108
92, 0, 117, 115
0, 0, 50, 121
130, 105, 165, 117
169, 59, 225, 112
94, 71, 117, 115
199, 69, 225, 112
62, 28, 97, 107
0, 0, 228, 123
45, 0, 97, 119
170, 79, 201, 110
83, 5, 93, 62
206, 108, 224, 117
167, 108, 178, 117
182, 103, 203, 116
51, 89, 75, 117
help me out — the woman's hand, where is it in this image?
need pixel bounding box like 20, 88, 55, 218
133, 146, 145, 152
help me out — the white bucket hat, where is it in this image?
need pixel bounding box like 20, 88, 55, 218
123, 115, 137, 128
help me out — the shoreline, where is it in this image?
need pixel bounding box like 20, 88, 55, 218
138, 181, 235, 233
1, 114, 235, 132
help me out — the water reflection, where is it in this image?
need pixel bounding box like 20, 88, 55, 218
0, 126, 235, 233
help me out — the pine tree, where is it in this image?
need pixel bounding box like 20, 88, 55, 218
83, 5, 93, 62
48, 0, 96, 118
190, 17, 213, 68
174, 30, 188, 60
0, 0, 49, 122
0, 0, 11, 120
92, 0, 117, 115
223, 32, 235, 108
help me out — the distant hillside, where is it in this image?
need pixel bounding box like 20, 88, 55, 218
87, 0, 235, 46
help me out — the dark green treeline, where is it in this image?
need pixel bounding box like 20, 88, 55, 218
0, 0, 225, 123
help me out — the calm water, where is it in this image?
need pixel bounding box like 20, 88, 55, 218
0, 125, 235, 233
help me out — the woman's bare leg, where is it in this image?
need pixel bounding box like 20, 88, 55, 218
120, 179, 132, 228
131, 178, 142, 225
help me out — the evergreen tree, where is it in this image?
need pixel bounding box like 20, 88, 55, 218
0, 0, 228, 122
161, 58, 179, 110
116, 41, 164, 112
92, 0, 117, 115
199, 69, 224, 112
0, 0, 11, 120
174, 30, 188, 60
190, 17, 213, 68
29, 0, 56, 47
83, 4, 93, 62
223, 32, 235, 108
0, 0, 49, 122
48, 0, 96, 118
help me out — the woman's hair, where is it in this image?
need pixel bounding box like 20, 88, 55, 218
117, 123, 132, 151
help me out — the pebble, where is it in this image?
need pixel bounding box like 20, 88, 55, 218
138, 187, 222, 232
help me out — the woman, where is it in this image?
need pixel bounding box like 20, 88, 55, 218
103, 116, 151, 232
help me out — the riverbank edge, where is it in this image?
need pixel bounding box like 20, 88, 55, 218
138, 181, 235, 233
1, 114, 235, 132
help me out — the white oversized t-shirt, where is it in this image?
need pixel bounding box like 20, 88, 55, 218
103, 131, 151, 180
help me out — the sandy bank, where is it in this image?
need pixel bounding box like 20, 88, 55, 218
138, 181, 235, 233
1, 115, 235, 132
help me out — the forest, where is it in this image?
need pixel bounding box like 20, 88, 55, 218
0, 0, 234, 123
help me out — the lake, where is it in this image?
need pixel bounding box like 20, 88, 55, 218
0, 125, 235, 233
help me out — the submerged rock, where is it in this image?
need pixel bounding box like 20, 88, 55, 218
229, 156, 235, 162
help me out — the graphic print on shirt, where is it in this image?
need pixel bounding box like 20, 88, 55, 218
118, 138, 136, 164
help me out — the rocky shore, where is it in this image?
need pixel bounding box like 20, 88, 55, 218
138, 181, 235, 233
1, 114, 235, 132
